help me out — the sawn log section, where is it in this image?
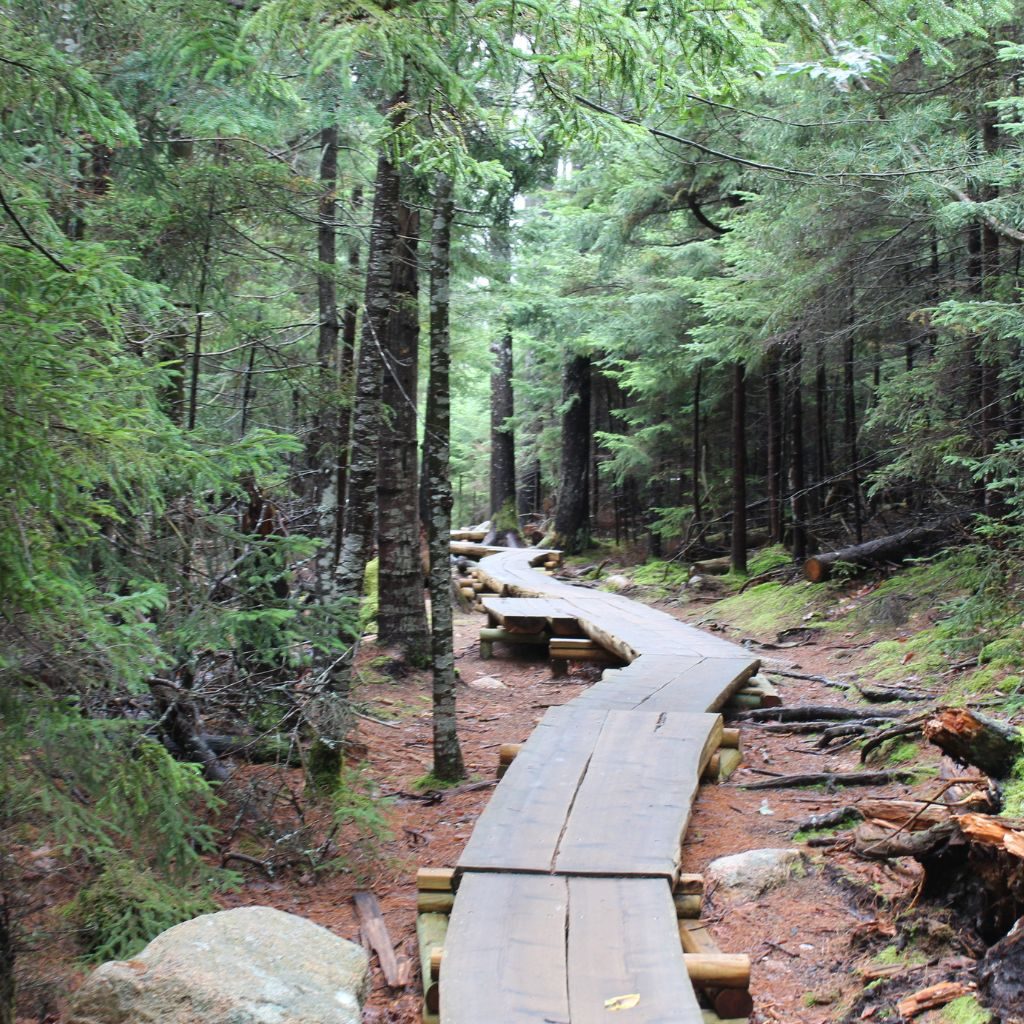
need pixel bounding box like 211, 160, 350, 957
441, 547, 760, 1024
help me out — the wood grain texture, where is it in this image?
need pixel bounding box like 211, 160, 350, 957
441, 873, 569, 1024
457, 706, 608, 874
554, 712, 722, 880
567, 876, 704, 1023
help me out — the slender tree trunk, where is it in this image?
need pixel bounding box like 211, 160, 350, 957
489, 331, 517, 529
731, 361, 747, 574
980, 113, 1001, 514
157, 319, 188, 426
309, 100, 403, 792
844, 324, 863, 544
789, 343, 808, 562
239, 341, 256, 437
335, 186, 363, 564
814, 346, 829, 511
766, 347, 783, 543
553, 353, 591, 553
691, 362, 704, 527
377, 202, 430, 663
307, 123, 339, 500
488, 200, 517, 536
425, 172, 465, 782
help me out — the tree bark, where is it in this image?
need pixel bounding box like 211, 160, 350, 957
306, 123, 339, 501
923, 707, 1024, 778
377, 202, 430, 663
488, 202, 517, 535
310, 96, 404, 791
692, 362, 704, 527
553, 353, 591, 553
843, 316, 863, 544
731, 361, 747, 574
489, 330, 517, 531
424, 173, 465, 782
766, 347, 783, 544
789, 342, 808, 562
804, 515, 970, 582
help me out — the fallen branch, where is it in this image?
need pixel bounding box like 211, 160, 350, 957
738, 705, 908, 723
743, 769, 916, 790
859, 720, 926, 762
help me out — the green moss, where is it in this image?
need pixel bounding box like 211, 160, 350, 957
887, 740, 922, 764
413, 771, 464, 791
712, 581, 825, 635
942, 995, 992, 1024
1001, 757, 1024, 817
872, 944, 927, 968
632, 559, 690, 588
748, 544, 793, 576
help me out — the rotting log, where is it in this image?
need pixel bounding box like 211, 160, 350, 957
354, 891, 411, 988
744, 769, 915, 790
738, 705, 909, 723
417, 912, 448, 1015
803, 516, 969, 582
923, 706, 1024, 778
896, 981, 968, 1018
690, 556, 732, 576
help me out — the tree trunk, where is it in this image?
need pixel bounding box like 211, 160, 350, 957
335, 186, 363, 564
789, 343, 808, 562
306, 123, 339, 501
489, 330, 517, 532
553, 353, 591, 553
692, 362, 704, 527
731, 361, 747, 574
377, 202, 430, 664
804, 515, 970, 582
488, 202, 517, 536
843, 317, 863, 544
424, 172, 465, 782
311, 97, 404, 791
766, 348, 783, 543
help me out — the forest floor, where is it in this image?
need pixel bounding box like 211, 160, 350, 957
31, 564, 993, 1024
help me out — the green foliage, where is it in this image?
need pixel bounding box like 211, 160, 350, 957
632, 560, 691, 587
747, 545, 793, 575
67, 857, 219, 962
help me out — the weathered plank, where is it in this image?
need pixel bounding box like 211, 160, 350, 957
440, 873, 569, 1024
554, 712, 723, 880
457, 706, 608, 874
567, 876, 704, 1023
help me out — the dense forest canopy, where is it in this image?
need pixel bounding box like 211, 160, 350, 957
4, 0, 1024, 1017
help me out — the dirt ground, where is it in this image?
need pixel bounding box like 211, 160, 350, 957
33, 580, 984, 1024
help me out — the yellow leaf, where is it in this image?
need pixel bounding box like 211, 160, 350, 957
604, 993, 640, 1011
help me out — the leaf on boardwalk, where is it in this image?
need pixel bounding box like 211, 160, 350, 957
604, 992, 640, 1010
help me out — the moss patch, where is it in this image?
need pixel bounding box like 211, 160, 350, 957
711, 580, 825, 636
942, 995, 992, 1024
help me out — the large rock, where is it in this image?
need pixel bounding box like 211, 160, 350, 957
706, 848, 805, 899
69, 906, 370, 1024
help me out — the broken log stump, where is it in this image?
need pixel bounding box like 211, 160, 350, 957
923, 706, 1024, 778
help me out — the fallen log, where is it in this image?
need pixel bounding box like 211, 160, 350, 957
690, 556, 731, 576
738, 705, 908, 723
743, 769, 915, 790
804, 515, 969, 583
923, 706, 1024, 778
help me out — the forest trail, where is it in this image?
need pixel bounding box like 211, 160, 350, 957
438, 546, 761, 1024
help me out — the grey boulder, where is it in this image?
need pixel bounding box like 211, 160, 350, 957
706, 847, 805, 898
69, 906, 370, 1024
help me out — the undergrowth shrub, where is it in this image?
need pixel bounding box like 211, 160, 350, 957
66, 858, 218, 962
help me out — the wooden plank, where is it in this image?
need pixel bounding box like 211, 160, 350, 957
634, 658, 760, 714
567, 876, 703, 1023
353, 891, 412, 988
554, 712, 722, 880
457, 706, 608, 874
441, 873, 569, 1024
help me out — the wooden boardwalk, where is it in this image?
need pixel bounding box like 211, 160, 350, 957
439, 547, 760, 1024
